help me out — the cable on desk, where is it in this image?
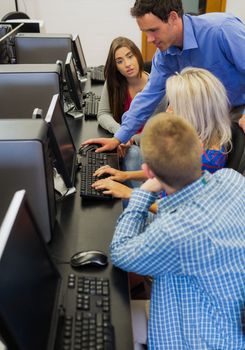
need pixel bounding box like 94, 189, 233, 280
55, 188, 71, 202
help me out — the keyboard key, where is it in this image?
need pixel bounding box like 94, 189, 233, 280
59, 274, 115, 350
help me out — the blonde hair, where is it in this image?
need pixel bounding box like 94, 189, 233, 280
141, 113, 202, 189
166, 67, 231, 150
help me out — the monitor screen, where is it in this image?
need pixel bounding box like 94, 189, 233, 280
45, 94, 77, 188
65, 52, 83, 111
0, 190, 60, 350
72, 34, 87, 76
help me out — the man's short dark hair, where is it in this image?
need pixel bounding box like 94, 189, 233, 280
131, 0, 183, 22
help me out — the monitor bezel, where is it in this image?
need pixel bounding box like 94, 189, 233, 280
45, 93, 77, 189
72, 34, 88, 76
64, 52, 83, 111
0, 189, 61, 350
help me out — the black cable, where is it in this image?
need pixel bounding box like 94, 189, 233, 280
15, 0, 19, 11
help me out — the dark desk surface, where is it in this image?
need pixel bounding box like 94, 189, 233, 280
49, 112, 134, 349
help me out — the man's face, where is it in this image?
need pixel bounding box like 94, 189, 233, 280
136, 12, 181, 51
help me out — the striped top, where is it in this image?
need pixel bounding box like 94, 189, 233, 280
110, 169, 245, 349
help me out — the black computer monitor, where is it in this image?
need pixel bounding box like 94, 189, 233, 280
0, 63, 62, 118
72, 34, 88, 76
0, 119, 56, 243
15, 33, 72, 73
65, 52, 83, 110
0, 190, 61, 350
3, 20, 41, 33
45, 94, 77, 189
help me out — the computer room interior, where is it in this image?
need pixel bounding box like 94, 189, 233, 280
0, 1, 244, 349
1, 0, 245, 66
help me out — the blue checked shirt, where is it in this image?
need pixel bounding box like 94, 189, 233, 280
110, 169, 245, 349
115, 13, 245, 143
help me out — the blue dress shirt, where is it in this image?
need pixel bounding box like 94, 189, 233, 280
115, 13, 245, 143
110, 169, 245, 349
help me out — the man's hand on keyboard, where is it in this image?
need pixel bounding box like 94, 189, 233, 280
82, 137, 120, 152
92, 178, 133, 199
94, 165, 128, 183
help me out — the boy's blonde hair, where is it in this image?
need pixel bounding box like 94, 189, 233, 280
141, 113, 202, 189
166, 67, 231, 150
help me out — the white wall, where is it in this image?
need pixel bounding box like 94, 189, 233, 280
1, 0, 141, 66
226, 0, 245, 23
1, 0, 245, 66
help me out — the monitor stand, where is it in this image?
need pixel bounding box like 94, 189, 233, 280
66, 107, 84, 119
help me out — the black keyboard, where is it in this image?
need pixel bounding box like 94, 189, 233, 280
83, 92, 100, 117
79, 144, 119, 200
89, 66, 105, 84
56, 274, 115, 350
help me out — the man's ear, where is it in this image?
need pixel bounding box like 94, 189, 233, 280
141, 163, 155, 179
168, 11, 179, 24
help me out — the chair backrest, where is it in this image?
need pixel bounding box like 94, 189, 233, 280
226, 122, 245, 174
1, 11, 30, 21
143, 61, 152, 74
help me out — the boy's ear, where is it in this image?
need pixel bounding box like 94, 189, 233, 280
141, 163, 155, 179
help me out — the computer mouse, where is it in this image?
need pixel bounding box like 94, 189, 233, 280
70, 250, 108, 268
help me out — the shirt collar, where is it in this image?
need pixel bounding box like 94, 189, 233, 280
158, 171, 212, 213
166, 14, 198, 55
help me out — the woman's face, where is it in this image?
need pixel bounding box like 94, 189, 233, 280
114, 46, 140, 79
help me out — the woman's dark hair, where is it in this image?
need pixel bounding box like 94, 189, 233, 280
104, 37, 144, 123
131, 0, 183, 22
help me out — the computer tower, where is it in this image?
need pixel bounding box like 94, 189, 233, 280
15, 32, 73, 68
0, 119, 56, 243
0, 63, 62, 119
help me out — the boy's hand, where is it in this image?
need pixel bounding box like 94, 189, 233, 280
92, 178, 133, 199
140, 178, 162, 193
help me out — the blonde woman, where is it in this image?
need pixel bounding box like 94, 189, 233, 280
92, 67, 232, 205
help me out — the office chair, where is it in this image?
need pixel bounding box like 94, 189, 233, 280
226, 122, 245, 174
1, 11, 30, 21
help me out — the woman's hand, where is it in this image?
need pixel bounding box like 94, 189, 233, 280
92, 178, 133, 199
94, 165, 129, 183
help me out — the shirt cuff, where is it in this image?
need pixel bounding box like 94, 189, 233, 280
114, 128, 128, 144
128, 188, 158, 211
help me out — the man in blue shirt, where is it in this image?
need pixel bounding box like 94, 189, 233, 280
110, 113, 245, 350
84, 0, 245, 151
